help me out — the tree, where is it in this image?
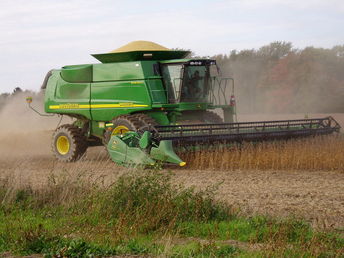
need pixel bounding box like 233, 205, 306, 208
258, 41, 293, 60
13, 87, 23, 95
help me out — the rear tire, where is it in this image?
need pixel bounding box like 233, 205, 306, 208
52, 124, 88, 162
202, 111, 223, 123
134, 113, 158, 128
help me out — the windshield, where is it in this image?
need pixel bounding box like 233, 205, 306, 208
180, 65, 210, 102
161, 63, 214, 103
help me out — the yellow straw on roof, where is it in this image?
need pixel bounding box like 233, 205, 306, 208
110, 41, 170, 53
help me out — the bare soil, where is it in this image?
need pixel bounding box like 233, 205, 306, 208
173, 169, 344, 230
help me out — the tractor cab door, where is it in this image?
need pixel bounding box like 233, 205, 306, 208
161, 64, 183, 103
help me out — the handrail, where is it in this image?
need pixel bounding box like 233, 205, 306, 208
208, 77, 234, 106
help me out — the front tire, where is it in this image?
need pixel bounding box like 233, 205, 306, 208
104, 115, 144, 143
52, 124, 87, 162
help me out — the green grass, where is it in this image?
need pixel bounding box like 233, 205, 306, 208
0, 171, 343, 257
177, 217, 315, 243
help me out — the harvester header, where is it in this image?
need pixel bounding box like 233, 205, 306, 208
33, 40, 340, 167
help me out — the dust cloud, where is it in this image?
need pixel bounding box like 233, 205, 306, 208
0, 92, 71, 158
0, 92, 113, 192
213, 44, 344, 119
216, 63, 344, 126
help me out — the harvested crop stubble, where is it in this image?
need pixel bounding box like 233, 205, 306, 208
181, 135, 344, 171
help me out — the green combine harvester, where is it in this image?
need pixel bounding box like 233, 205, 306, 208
31, 41, 340, 166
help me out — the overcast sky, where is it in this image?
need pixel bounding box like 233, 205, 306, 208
0, 0, 343, 93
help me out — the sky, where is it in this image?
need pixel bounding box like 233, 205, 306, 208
0, 0, 343, 93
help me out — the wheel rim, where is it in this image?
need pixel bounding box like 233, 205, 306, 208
112, 125, 129, 136
56, 135, 70, 155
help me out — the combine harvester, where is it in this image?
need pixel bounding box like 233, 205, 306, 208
29, 41, 340, 167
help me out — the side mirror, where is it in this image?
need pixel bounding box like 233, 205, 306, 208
25, 96, 54, 117
26, 96, 33, 104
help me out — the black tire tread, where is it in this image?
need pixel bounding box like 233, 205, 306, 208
133, 113, 158, 127
112, 115, 144, 133
52, 124, 88, 162
103, 115, 145, 143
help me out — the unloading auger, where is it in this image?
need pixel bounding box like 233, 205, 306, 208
30, 41, 341, 167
